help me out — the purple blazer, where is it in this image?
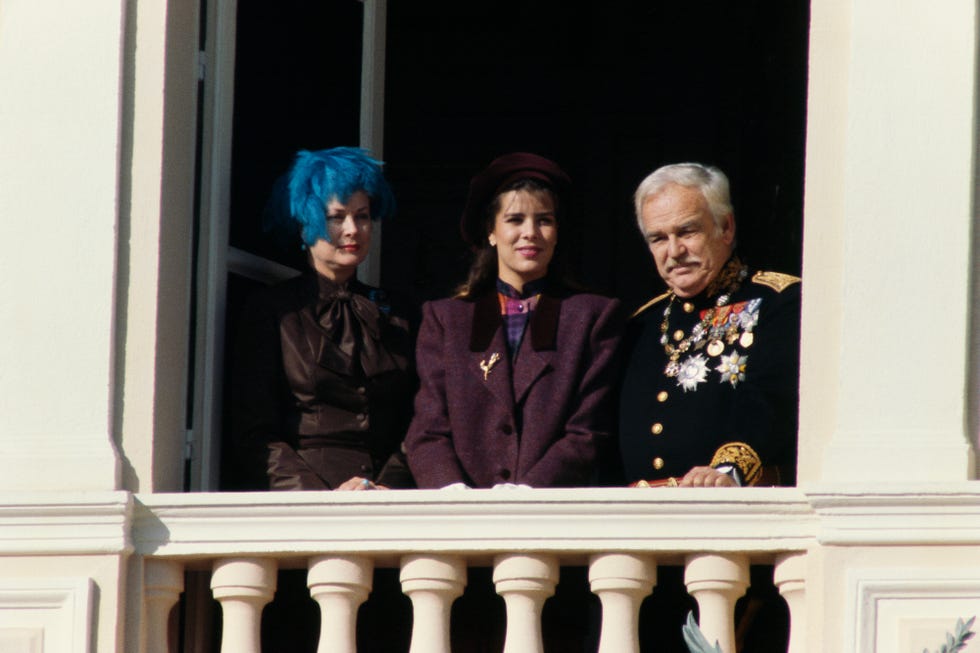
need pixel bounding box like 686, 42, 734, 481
405, 289, 623, 488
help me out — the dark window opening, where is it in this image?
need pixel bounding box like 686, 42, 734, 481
382, 1, 809, 310
219, 0, 810, 490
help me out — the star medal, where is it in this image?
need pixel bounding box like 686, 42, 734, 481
715, 351, 748, 387
707, 339, 725, 357
676, 354, 710, 392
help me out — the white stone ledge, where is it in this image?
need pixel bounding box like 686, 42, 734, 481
5, 485, 978, 559
0, 491, 133, 555
134, 484, 980, 559
134, 488, 816, 559
806, 482, 980, 545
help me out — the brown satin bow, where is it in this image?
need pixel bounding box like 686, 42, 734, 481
314, 281, 392, 377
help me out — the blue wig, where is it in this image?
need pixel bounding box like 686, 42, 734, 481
268, 147, 395, 247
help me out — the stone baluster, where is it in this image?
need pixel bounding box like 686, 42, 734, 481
684, 553, 748, 653
211, 557, 277, 653
308, 555, 373, 653
588, 553, 657, 653
774, 552, 807, 653
144, 559, 184, 653
400, 554, 466, 653
493, 553, 558, 653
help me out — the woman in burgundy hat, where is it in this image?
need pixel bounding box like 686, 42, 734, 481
404, 152, 624, 489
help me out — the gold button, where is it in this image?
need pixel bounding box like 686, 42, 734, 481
657, 391, 668, 402
673, 330, 685, 341
683, 302, 695, 313
651, 423, 663, 435
652, 457, 665, 470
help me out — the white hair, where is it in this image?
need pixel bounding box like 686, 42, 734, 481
633, 163, 733, 232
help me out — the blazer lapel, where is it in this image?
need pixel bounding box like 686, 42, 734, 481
513, 294, 560, 404
469, 293, 514, 411
530, 293, 560, 350
474, 330, 514, 410
512, 346, 551, 405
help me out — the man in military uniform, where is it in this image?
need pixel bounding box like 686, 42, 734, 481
618, 162, 800, 488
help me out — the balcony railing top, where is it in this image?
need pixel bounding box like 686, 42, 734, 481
3, 483, 980, 559
133, 487, 816, 565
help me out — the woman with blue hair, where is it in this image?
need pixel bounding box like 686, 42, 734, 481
230, 147, 416, 491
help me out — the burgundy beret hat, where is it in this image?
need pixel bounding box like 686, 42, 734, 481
460, 152, 572, 246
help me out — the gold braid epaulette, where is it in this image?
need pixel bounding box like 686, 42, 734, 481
751, 271, 800, 293
630, 290, 672, 318
710, 442, 763, 486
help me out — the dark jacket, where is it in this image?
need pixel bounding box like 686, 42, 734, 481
405, 288, 623, 488
230, 271, 416, 490
617, 264, 801, 485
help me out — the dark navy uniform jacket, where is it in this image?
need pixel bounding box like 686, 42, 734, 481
617, 262, 800, 485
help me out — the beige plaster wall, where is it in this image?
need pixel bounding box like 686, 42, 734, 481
0, 554, 128, 653
0, 1, 125, 490
117, 0, 198, 493
813, 545, 980, 652
799, 0, 977, 483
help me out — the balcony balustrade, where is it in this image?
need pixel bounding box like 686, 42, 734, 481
5, 481, 979, 651
135, 487, 814, 652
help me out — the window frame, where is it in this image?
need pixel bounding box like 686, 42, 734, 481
187, 0, 389, 491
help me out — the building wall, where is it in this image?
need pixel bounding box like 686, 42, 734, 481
0, 0, 195, 495
119, 0, 198, 494
815, 545, 980, 651
0, 554, 128, 652
799, 0, 977, 484
0, 0, 976, 651
0, 1, 125, 493
0, 2, 178, 650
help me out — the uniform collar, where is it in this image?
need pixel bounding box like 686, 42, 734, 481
676, 254, 748, 310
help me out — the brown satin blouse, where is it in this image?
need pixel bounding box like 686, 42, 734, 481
229, 271, 416, 490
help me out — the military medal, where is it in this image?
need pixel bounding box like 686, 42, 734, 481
739, 331, 754, 348
676, 353, 710, 391
715, 351, 749, 387
725, 327, 740, 344
659, 258, 749, 380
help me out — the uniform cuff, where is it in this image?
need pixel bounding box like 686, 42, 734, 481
710, 442, 762, 486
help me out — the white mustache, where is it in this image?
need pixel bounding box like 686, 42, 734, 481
666, 258, 699, 273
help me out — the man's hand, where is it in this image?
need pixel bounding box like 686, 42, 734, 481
678, 466, 738, 487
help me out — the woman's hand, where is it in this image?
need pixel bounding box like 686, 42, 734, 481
335, 476, 390, 491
